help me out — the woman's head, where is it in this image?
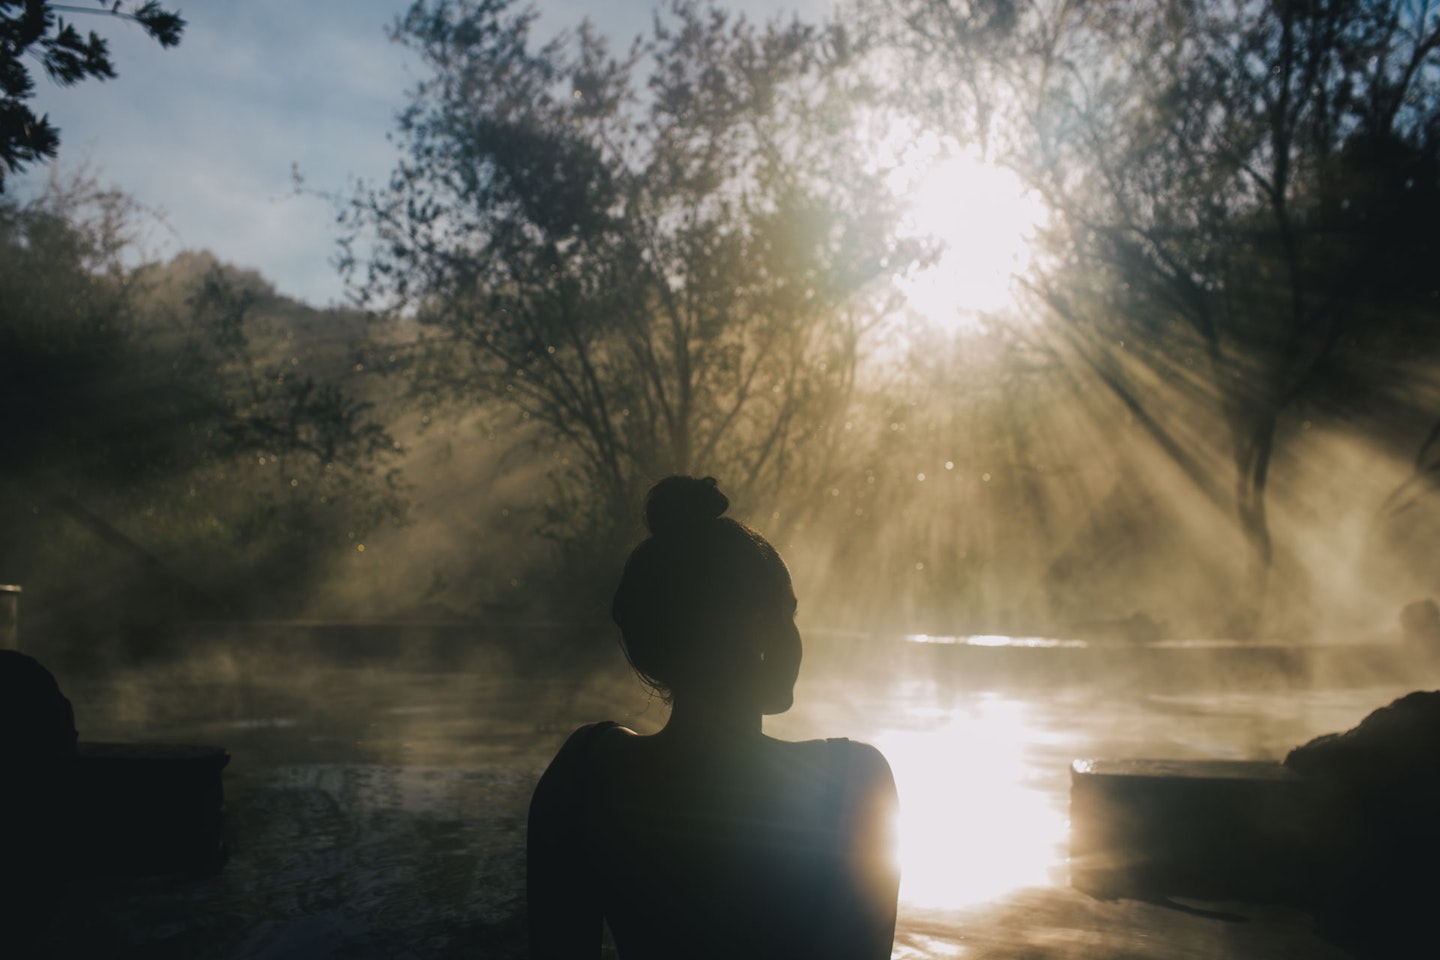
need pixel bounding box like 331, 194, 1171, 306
611, 476, 800, 712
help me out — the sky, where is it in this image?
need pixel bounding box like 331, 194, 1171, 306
20, 0, 828, 307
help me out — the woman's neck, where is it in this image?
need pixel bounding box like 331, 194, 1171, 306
660, 690, 763, 743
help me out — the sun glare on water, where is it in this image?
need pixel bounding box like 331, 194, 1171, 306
873, 697, 1068, 910
884, 134, 1046, 331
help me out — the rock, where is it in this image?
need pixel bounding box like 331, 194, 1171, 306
0, 650, 79, 941
0, 649, 77, 762
1285, 689, 1440, 789
1069, 758, 1313, 902
1283, 690, 1440, 956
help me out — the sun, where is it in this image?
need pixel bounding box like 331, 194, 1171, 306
884, 134, 1046, 332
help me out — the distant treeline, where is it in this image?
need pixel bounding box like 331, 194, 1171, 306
0, 176, 403, 662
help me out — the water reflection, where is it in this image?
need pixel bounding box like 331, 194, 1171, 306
907, 634, 1089, 649
874, 696, 1069, 909
47, 632, 1415, 958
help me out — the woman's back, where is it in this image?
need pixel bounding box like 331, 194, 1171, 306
529, 722, 897, 960
527, 477, 898, 958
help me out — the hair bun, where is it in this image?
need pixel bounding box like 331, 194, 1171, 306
644, 475, 729, 539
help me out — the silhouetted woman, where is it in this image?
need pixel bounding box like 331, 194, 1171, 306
528, 476, 899, 960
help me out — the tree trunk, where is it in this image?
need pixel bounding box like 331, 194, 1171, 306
1230, 409, 1278, 638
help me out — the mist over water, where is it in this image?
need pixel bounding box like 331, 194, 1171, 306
31, 623, 1424, 959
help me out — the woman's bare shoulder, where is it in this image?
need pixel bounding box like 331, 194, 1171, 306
840, 739, 894, 777
534, 722, 630, 795
766, 736, 894, 788
781, 734, 891, 764
549, 720, 636, 761
819, 738, 897, 795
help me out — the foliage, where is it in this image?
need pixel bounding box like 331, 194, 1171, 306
874, 0, 1440, 629
344, 0, 923, 540
0, 1, 183, 189
0, 176, 403, 649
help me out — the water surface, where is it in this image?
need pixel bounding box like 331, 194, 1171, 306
47, 628, 1410, 958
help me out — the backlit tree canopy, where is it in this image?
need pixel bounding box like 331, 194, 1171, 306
344, 0, 923, 530
877, 0, 1440, 629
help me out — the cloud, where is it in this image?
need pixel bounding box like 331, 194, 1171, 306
18, 0, 833, 306
22, 1, 415, 305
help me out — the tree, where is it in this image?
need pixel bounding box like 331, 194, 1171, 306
1, 175, 403, 643
0, 0, 184, 189
344, 0, 921, 540
874, 0, 1440, 631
